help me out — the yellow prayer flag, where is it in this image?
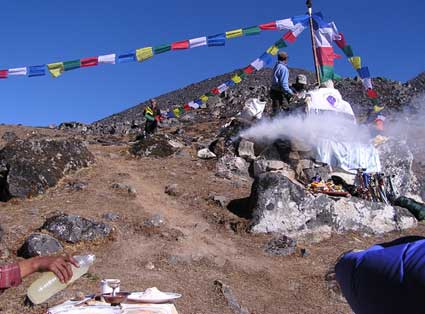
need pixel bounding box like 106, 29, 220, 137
47, 62, 64, 78
172, 108, 181, 118
267, 45, 279, 56
349, 56, 361, 70
231, 75, 242, 84
136, 47, 153, 62
200, 95, 208, 103
225, 29, 243, 39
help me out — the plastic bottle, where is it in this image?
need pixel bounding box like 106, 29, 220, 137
27, 255, 95, 305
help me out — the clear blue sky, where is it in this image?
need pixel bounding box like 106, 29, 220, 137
0, 0, 424, 126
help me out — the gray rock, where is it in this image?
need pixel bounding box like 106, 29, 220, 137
143, 214, 164, 228
264, 235, 297, 256
42, 214, 112, 243
0, 138, 94, 200
111, 183, 136, 196
102, 212, 120, 221
302, 164, 332, 183
1, 132, 18, 143
165, 184, 179, 196
211, 195, 227, 208
65, 181, 88, 191
197, 148, 216, 159
216, 155, 249, 179
238, 139, 255, 160
253, 159, 293, 178
249, 172, 417, 241
17, 233, 63, 258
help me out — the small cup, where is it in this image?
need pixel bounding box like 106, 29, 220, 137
100, 279, 121, 295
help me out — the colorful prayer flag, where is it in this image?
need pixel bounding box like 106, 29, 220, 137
217, 83, 228, 93
154, 44, 171, 54
231, 74, 242, 84
200, 95, 208, 103
136, 47, 154, 62
118, 52, 136, 63
349, 56, 361, 70
276, 18, 295, 30
259, 52, 273, 66
267, 45, 279, 56
250, 58, 264, 71
342, 45, 354, 58
189, 37, 207, 48
211, 88, 220, 95
275, 38, 287, 48
291, 14, 310, 26
171, 40, 190, 50
226, 29, 243, 39
320, 65, 335, 81
205, 92, 215, 97
188, 101, 199, 109
224, 80, 235, 87
335, 32, 347, 49
47, 62, 64, 78
362, 77, 373, 90
8, 67, 27, 76
243, 65, 255, 74
292, 23, 306, 37
172, 108, 181, 118
28, 65, 46, 77
194, 99, 203, 106
0, 70, 8, 79
367, 89, 378, 99
98, 53, 116, 64
242, 26, 261, 36
283, 31, 296, 43
64, 60, 81, 71
316, 47, 337, 66
167, 111, 175, 119
80, 57, 98, 68
183, 104, 191, 111
357, 67, 370, 79
259, 21, 277, 30
207, 34, 226, 47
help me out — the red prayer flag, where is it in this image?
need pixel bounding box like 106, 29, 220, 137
81, 57, 99, 67
0, 70, 8, 79
283, 31, 296, 43
367, 89, 379, 99
212, 88, 220, 95
335, 32, 347, 49
259, 22, 278, 30
171, 40, 190, 50
316, 47, 336, 66
243, 65, 255, 75
183, 104, 191, 111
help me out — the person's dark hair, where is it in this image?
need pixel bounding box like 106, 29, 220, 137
278, 51, 288, 62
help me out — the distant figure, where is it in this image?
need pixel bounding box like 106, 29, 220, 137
270, 51, 296, 116
291, 74, 308, 95
1, 255, 79, 293
366, 104, 386, 136
143, 99, 161, 136
335, 236, 425, 314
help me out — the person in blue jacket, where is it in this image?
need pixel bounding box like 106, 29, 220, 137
335, 236, 425, 314
269, 51, 296, 116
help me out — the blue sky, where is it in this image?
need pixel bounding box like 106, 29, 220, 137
0, 0, 424, 126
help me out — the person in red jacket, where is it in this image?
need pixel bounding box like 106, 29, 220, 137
0, 255, 78, 293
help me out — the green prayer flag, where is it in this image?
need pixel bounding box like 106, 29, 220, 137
64, 60, 81, 71
320, 65, 335, 81
371, 98, 379, 106
239, 71, 247, 79
243, 26, 261, 36
178, 107, 185, 114
342, 45, 354, 58
205, 92, 215, 97
154, 44, 171, 54
275, 39, 287, 49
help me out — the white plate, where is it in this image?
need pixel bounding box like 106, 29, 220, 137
127, 291, 182, 303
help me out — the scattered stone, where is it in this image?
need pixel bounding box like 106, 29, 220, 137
211, 195, 227, 208
238, 139, 255, 160
17, 233, 63, 258
0, 243, 10, 259
209, 138, 228, 158
111, 183, 137, 196
143, 214, 164, 228
264, 235, 297, 256
216, 155, 249, 179
145, 261, 155, 270
197, 148, 216, 159
65, 181, 88, 191
302, 164, 332, 183
214, 280, 249, 314
0, 138, 95, 200
102, 212, 120, 221
165, 184, 179, 196
42, 214, 112, 243
1, 131, 18, 143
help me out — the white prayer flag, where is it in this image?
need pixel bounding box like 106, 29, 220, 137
276, 18, 295, 31
362, 78, 373, 90
98, 54, 116, 64
189, 37, 207, 48
8, 67, 27, 76
250, 58, 264, 71
188, 101, 199, 109
292, 23, 306, 37
217, 83, 228, 93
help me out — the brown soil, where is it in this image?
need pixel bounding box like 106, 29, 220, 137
1, 124, 425, 314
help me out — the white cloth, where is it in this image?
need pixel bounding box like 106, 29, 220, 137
314, 22, 339, 47
315, 139, 382, 173
98, 54, 116, 64
188, 101, 199, 109
8, 67, 27, 76
250, 58, 264, 71
217, 83, 228, 93
189, 36, 207, 48
292, 23, 306, 37
306, 88, 355, 118
362, 77, 373, 90
240, 98, 266, 120
276, 18, 295, 30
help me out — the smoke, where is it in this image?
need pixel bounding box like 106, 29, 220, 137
240, 112, 373, 147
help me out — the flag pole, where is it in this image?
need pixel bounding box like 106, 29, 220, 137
306, 0, 321, 85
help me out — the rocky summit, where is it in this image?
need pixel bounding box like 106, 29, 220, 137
0, 69, 425, 314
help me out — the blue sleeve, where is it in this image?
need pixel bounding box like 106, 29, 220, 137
280, 66, 293, 95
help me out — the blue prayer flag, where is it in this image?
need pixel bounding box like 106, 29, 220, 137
259, 52, 273, 66
224, 80, 235, 87
28, 65, 46, 77
357, 67, 370, 79
167, 111, 175, 119
118, 52, 136, 63
194, 99, 203, 105
291, 14, 309, 26
207, 34, 226, 47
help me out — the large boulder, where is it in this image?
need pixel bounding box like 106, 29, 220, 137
0, 138, 94, 200
216, 155, 249, 179
17, 233, 63, 258
130, 135, 178, 158
42, 214, 112, 243
249, 172, 417, 242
